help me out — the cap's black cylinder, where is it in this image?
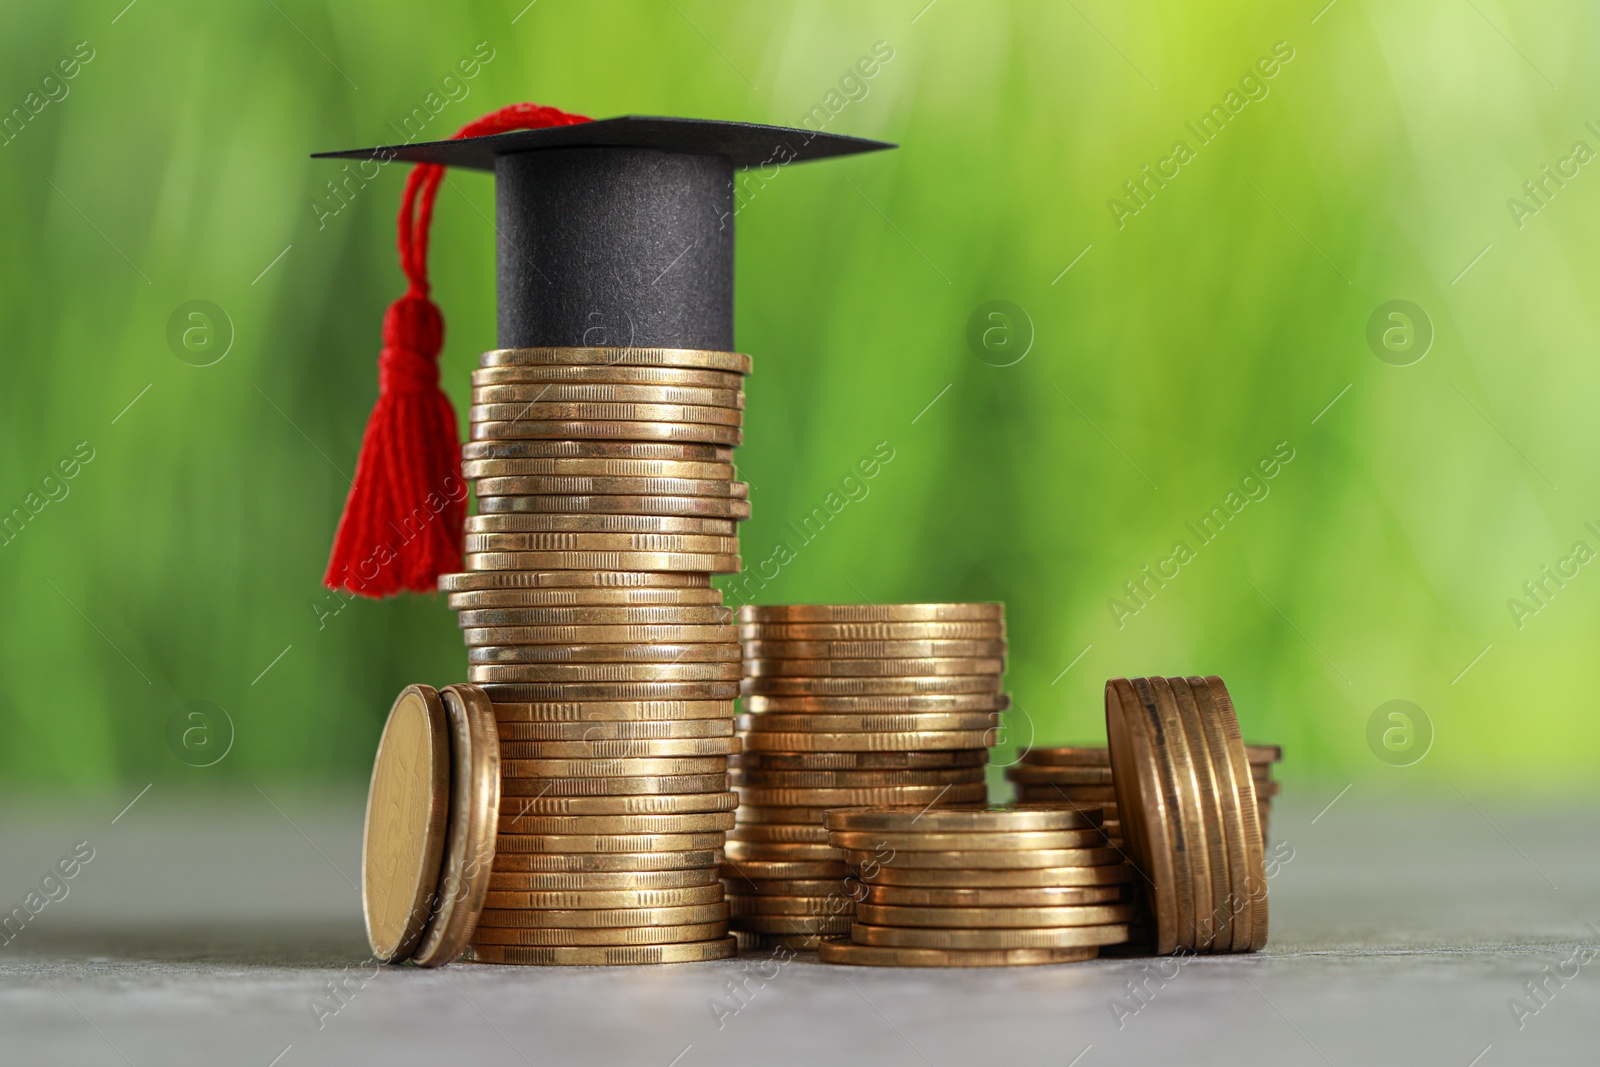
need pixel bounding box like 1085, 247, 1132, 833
495, 147, 734, 351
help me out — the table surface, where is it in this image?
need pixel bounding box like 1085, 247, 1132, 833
0, 785, 1595, 1066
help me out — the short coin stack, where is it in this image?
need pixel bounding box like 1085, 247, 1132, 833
449, 345, 754, 965
1010, 742, 1284, 852
1105, 675, 1267, 955
724, 603, 1007, 949
815, 808, 1137, 967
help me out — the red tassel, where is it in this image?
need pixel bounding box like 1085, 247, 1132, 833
325, 103, 590, 597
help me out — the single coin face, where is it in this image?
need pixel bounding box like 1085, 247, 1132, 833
362, 685, 451, 963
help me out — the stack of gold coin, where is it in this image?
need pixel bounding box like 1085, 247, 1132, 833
448, 346, 751, 965
723, 603, 1007, 949
814, 807, 1136, 967
1010, 741, 1284, 849
1104, 675, 1268, 954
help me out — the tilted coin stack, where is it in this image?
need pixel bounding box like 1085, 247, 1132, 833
724, 604, 1007, 949
816, 808, 1137, 967
1010, 742, 1284, 852
449, 345, 754, 965
1104, 675, 1268, 954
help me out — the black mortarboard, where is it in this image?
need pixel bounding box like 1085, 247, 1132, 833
315, 115, 894, 351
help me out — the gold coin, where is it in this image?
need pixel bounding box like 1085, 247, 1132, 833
733, 930, 827, 952
440, 570, 710, 592
1144, 677, 1209, 953
831, 829, 1106, 852
485, 681, 743, 701
733, 768, 985, 788
475, 493, 751, 519
1203, 676, 1269, 951
499, 737, 739, 759
736, 804, 982, 825
500, 756, 727, 778
468, 401, 744, 427
863, 884, 1126, 907
1168, 676, 1231, 952
458, 606, 733, 626
738, 712, 1000, 733
850, 845, 1119, 870
497, 791, 738, 816
477, 903, 729, 928
852, 924, 1131, 950
501, 773, 729, 797
448, 588, 727, 610
742, 693, 1009, 714
742, 730, 998, 753
491, 702, 736, 724
738, 622, 1005, 641
465, 550, 741, 573
743, 639, 1008, 660
731, 915, 853, 935
726, 895, 852, 917
727, 823, 833, 844
411, 684, 502, 968
724, 840, 842, 861
482, 885, 725, 909
1246, 744, 1283, 764
495, 831, 725, 853
1179, 676, 1251, 953
481, 346, 752, 373
1018, 746, 1109, 766
462, 439, 735, 462
472, 364, 744, 389
736, 784, 989, 806
818, 941, 1097, 967
464, 512, 736, 536
472, 420, 743, 446
1013, 785, 1114, 805
722, 875, 855, 893
499, 811, 736, 834
720, 858, 850, 879
473, 475, 747, 498
470, 662, 742, 684
470, 383, 744, 408
467, 643, 740, 664
464, 937, 737, 965
856, 902, 1136, 928
488, 849, 722, 873
470, 922, 730, 947
489, 868, 721, 891
824, 808, 1099, 833
744, 657, 1005, 678
1006, 765, 1114, 785
734, 750, 988, 771
464, 531, 739, 554
1010, 780, 1118, 799
739, 604, 1004, 623
740, 676, 1003, 697
865, 863, 1138, 888
465, 461, 738, 486
361, 684, 451, 964
1106, 678, 1180, 955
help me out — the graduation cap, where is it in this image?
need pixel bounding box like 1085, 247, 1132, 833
314, 104, 893, 597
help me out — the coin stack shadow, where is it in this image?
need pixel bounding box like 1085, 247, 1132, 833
447, 346, 754, 966
723, 603, 1008, 951
816, 808, 1137, 966
1104, 675, 1269, 954
1009, 742, 1283, 851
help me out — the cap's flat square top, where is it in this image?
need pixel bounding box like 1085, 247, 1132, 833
313, 115, 894, 170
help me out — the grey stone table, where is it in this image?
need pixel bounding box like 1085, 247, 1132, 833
1, 785, 1595, 1066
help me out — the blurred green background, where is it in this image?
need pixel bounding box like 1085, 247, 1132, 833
2, 0, 1596, 792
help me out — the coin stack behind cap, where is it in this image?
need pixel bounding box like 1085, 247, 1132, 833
1105, 675, 1268, 955
1012, 741, 1283, 852
448, 346, 752, 965
724, 603, 1007, 949
814, 807, 1136, 967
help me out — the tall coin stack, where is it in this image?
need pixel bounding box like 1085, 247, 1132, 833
816, 807, 1137, 967
1009, 742, 1284, 850
724, 603, 1007, 950
1104, 675, 1268, 955
450, 346, 752, 966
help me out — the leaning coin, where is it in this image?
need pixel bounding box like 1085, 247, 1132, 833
471, 475, 747, 498
488, 868, 721, 891
486, 850, 722, 873
817, 941, 1097, 968
481, 885, 725, 909
863, 863, 1137, 888
824, 807, 1098, 833
856, 903, 1136, 928
1106, 677, 1180, 955
469, 922, 731, 947
470, 364, 743, 389
440, 570, 711, 592
830, 829, 1106, 852
497, 811, 736, 834
851, 924, 1131, 950
464, 531, 739, 554
847, 846, 1119, 870
479, 346, 752, 373
1178, 675, 1251, 953
497, 792, 738, 816
1203, 676, 1270, 952
741, 731, 998, 753
1143, 676, 1208, 953
736, 712, 1000, 733
863, 885, 1126, 907
463, 938, 737, 965
742, 639, 1009, 660
470, 383, 744, 408
476, 903, 729, 928
499, 738, 739, 759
